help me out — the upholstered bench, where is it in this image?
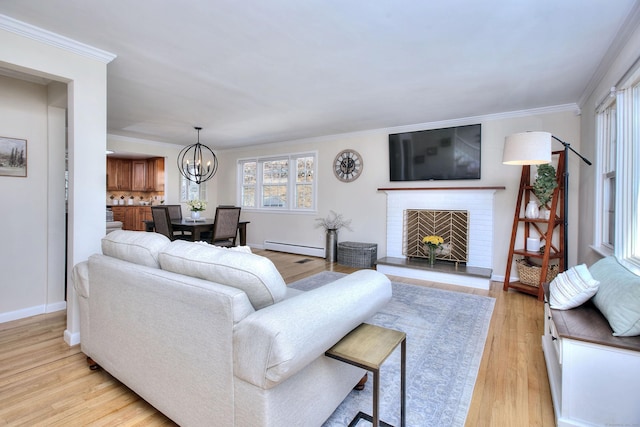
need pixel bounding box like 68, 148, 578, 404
338, 241, 377, 268
542, 257, 640, 426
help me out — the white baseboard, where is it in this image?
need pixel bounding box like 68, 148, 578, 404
263, 240, 325, 258
64, 329, 80, 346
376, 264, 491, 290
0, 301, 66, 324
47, 301, 67, 313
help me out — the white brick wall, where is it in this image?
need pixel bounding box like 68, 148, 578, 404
385, 189, 498, 269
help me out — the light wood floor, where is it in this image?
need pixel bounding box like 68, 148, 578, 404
0, 250, 555, 426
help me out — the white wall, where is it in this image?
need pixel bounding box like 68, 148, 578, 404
0, 22, 112, 344
0, 76, 50, 318
216, 108, 580, 279
0, 76, 68, 321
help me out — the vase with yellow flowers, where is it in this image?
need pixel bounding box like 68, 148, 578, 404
422, 235, 444, 266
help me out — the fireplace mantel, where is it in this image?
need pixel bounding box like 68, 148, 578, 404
378, 186, 505, 192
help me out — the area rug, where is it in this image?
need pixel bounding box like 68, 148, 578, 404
289, 271, 495, 427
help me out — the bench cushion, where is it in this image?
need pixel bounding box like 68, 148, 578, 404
591, 256, 640, 337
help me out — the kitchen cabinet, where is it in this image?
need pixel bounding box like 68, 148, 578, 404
146, 157, 165, 191
110, 206, 151, 231
108, 157, 164, 192
107, 158, 132, 191
111, 206, 126, 224
131, 160, 147, 191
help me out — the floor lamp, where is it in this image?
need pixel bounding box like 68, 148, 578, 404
503, 131, 592, 269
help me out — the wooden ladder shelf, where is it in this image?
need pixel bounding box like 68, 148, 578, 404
503, 150, 566, 300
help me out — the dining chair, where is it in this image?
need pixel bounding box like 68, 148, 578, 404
151, 206, 190, 241
210, 207, 241, 247
164, 204, 191, 237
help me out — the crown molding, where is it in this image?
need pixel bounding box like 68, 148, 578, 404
383, 104, 581, 136
577, 1, 640, 109
0, 14, 116, 63
221, 103, 581, 152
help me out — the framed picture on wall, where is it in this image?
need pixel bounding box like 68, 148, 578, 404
0, 136, 27, 177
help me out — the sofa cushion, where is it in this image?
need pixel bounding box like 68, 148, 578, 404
101, 230, 170, 268
549, 264, 599, 310
159, 240, 286, 310
591, 256, 640, 337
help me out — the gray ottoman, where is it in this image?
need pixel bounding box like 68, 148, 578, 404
337, 241, 378, 268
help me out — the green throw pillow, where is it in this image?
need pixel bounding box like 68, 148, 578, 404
591, 256, 640, 337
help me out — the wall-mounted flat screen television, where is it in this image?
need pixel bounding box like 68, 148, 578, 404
389, 124, 481, 181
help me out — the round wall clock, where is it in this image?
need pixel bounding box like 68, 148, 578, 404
333, 149, 363, 182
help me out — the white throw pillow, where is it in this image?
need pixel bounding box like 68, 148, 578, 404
549, 264, 600, 310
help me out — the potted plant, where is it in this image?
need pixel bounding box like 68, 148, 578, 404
186, 199, 207, 220
533, 163, 558, 219
315, 210, 352, 261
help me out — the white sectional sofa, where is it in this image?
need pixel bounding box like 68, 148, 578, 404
72, 230, 392, 427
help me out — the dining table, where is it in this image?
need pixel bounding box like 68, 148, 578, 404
144, 219, 250, 245
171, 218, 215, 242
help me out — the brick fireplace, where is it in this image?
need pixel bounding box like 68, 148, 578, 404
377, 187, 503, 289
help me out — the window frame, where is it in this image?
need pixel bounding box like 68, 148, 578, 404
595, 99, 616, 254
180, 171, 207, 202
237, 151, 317, 212
594, 67, 640, 275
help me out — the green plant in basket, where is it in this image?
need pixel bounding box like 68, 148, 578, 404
533, 163, 558, 207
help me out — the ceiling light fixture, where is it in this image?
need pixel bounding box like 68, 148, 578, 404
177, 126, 218, 184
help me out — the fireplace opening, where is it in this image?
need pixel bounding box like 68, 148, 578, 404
403, 209, 469, 264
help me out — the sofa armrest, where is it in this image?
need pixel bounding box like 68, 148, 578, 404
233, 269, 392, 389
72, 260, 90, 298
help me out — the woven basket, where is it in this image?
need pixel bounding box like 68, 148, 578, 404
516, 259, 559, 287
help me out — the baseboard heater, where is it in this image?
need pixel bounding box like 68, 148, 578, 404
263, 240, 325, 258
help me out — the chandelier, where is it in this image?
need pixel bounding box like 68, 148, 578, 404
177, 127, 218, 184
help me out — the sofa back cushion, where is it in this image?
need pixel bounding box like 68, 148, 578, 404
102, 230, 171, 268
159, 240, 287, 310
591, 256, 640, 337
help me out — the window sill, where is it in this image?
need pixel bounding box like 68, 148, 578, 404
241, 208, 318, 215
590, 244, 613, 258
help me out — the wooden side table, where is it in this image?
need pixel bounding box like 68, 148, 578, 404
326, 323, 406, 427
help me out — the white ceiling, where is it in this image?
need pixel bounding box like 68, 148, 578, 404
1, 0, 638, 149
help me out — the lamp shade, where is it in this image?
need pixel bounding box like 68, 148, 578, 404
502, 131, 552, 165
